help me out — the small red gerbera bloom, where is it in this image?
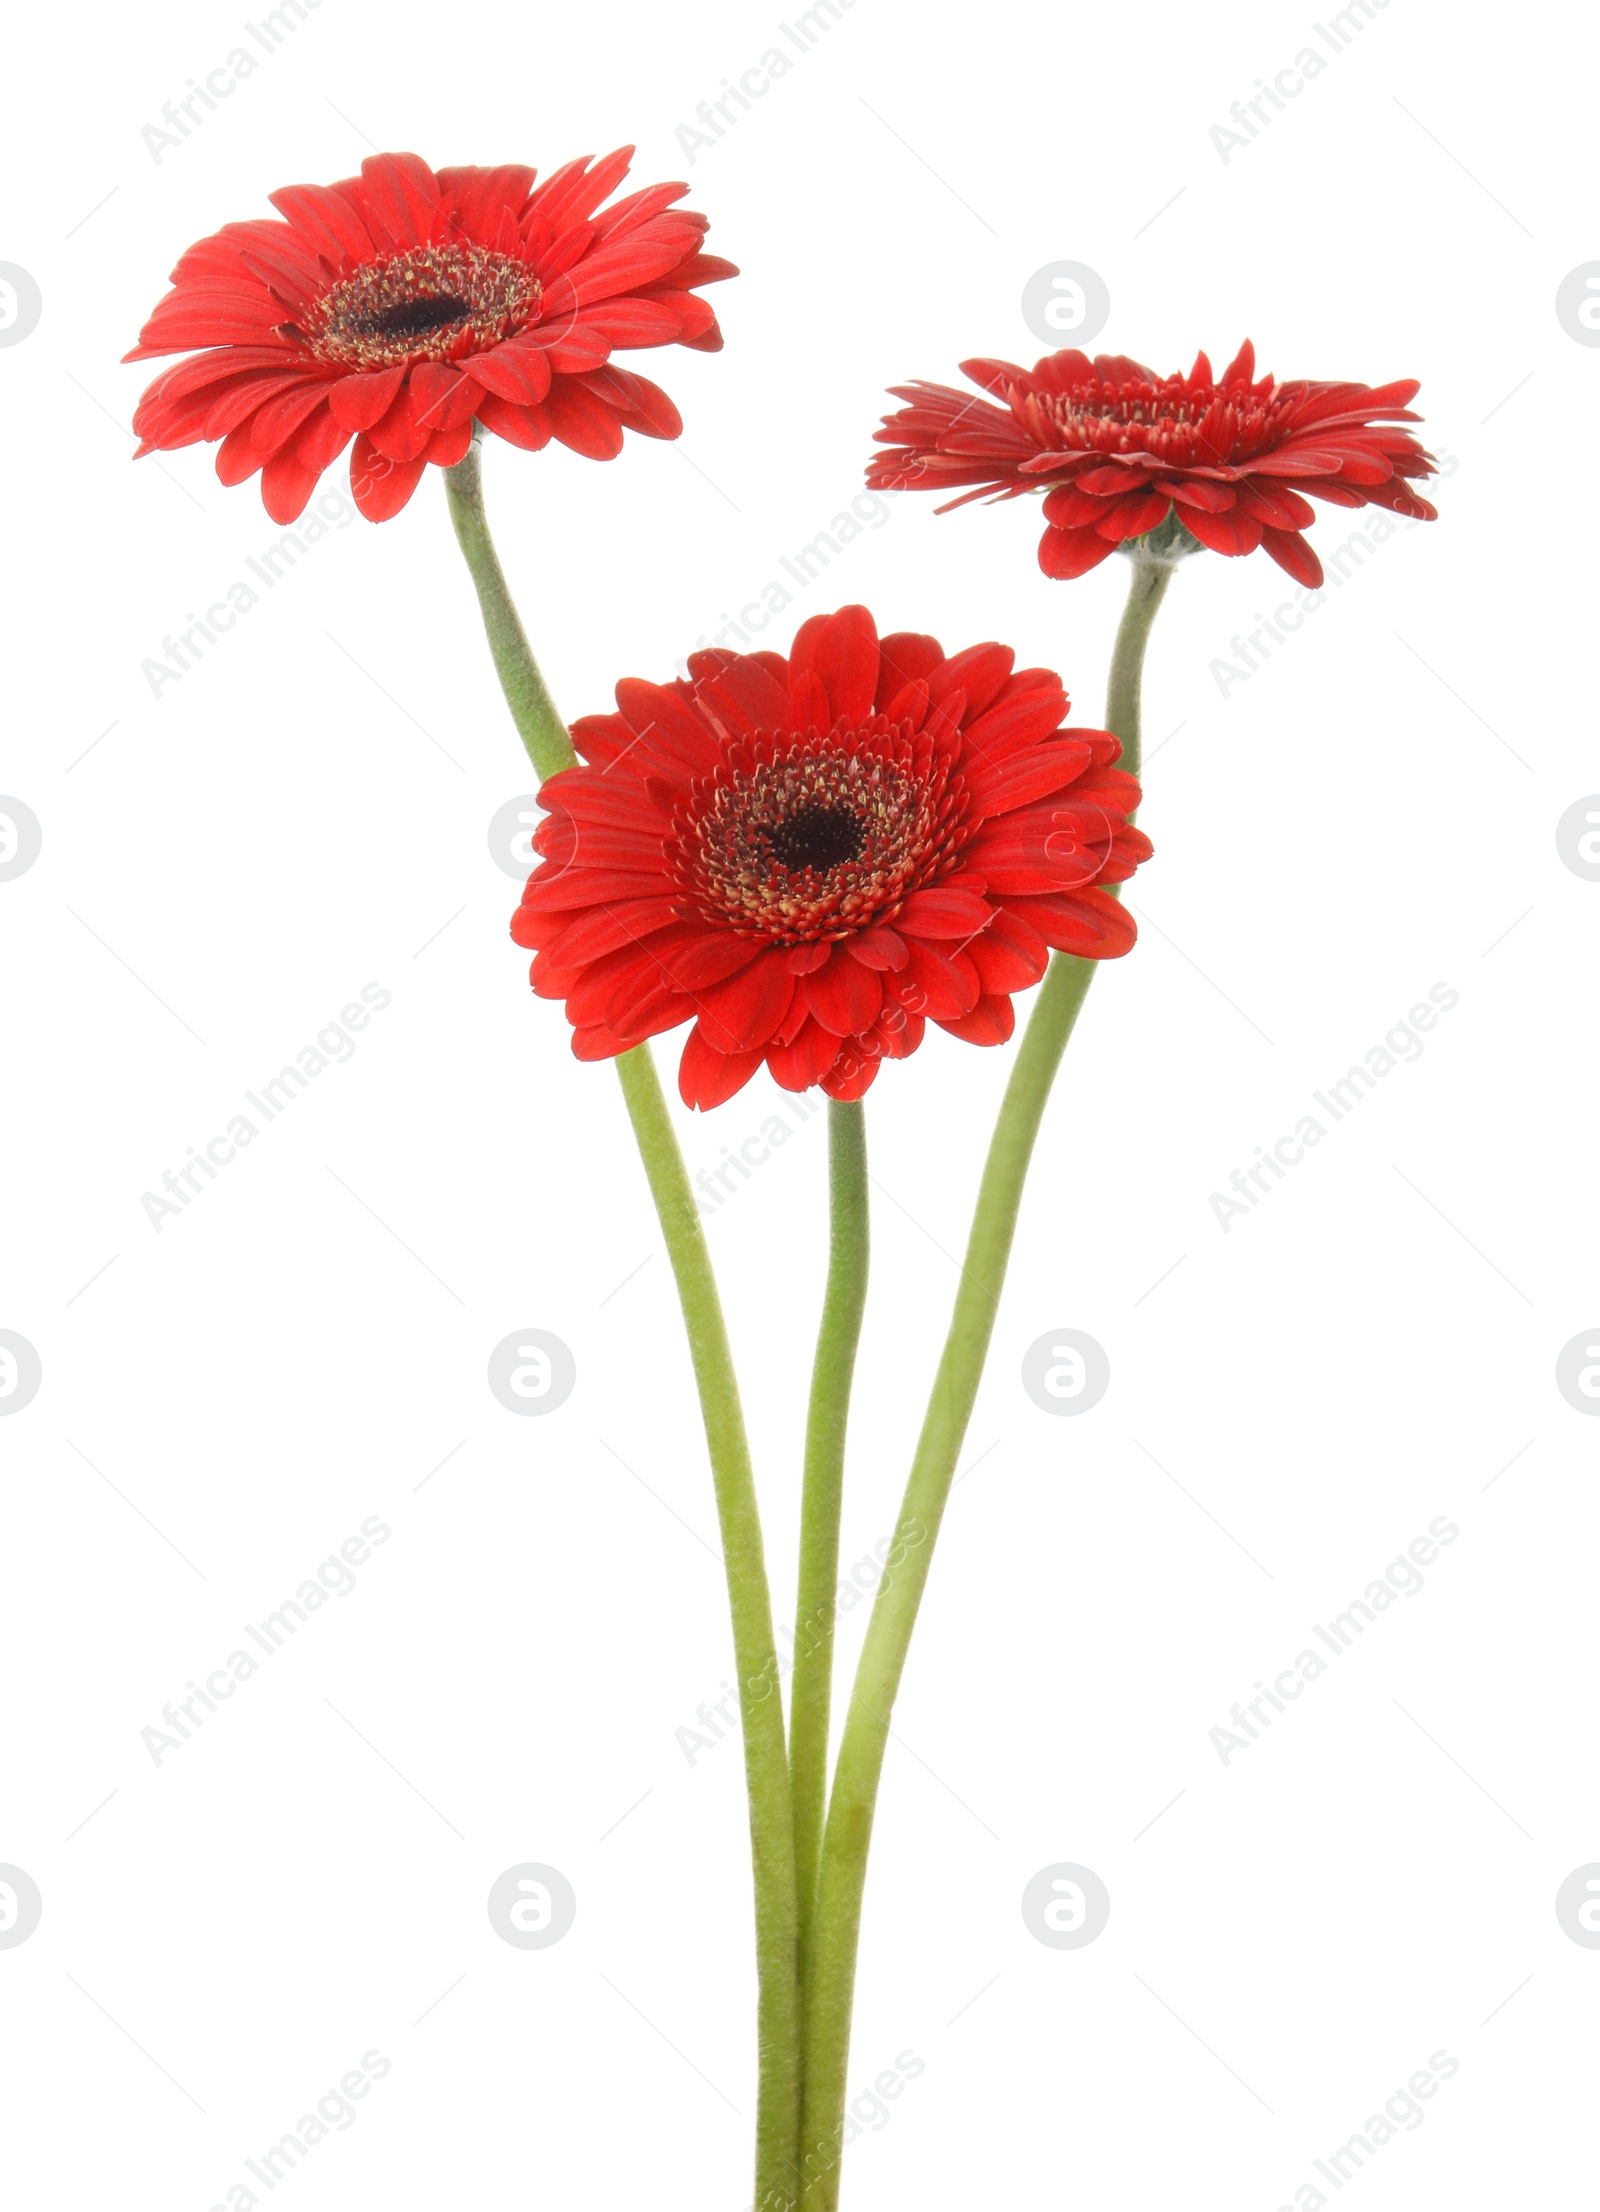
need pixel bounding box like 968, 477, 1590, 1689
867, 341, 1437, 589
125, 150, 735, 523
511, 606, 1150, 1109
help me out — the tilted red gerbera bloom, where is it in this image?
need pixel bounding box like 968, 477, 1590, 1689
867, 341, 1437, 589
510, 606, 1150, 1109
125, 150, 735, 523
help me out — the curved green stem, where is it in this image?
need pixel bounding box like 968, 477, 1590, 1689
1104, 550, 1174, 786
790, 1101, 871, 1999
797, 550, 1176, 2206
440, 445, 800, 2209
444, 437, 575, 781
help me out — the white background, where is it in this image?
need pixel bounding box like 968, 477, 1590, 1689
2, 0, 1596, 2205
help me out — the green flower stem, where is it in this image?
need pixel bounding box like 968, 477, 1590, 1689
797, 551, 1175, 2206
611, 1045, 803, 2211
444, 437, 575, 781
789, 1100, 871, 1998
1104, 550, 1175, 786
798, 956, 1096, 2205
441, 447, 801, 2210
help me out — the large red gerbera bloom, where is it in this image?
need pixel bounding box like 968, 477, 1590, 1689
511, 606, 1150, 1109
867, 341, 1437, 589
125, 150, 735, 523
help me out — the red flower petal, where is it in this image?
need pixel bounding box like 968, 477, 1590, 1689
353, 153, 444, 250
366, 383, 430, 464
929, 643, 1013, 719
805, 947, 883, 1037
470, 342, 555, 407
579, 365, 682, 440
788, 669, 832, 733
215, 425, 264, 486
434, 163, 537, 239
409, 362, 479, 433
194, 373, 305, 443
867, 1004, 925, 1060
523, 317, 613, 374
545, 381, 625, 459
692, 655, 794, 739
848, 926, 910, 972
1038, 526, 1118, 580
679, 1027, 766, 1109
962, 732, 1085, 820
1166, 479, 1239, 514
572, 1022, 634, 1060
349, 433, 428, 521
295, 403, 352, 474
968, 908, 1050, 993
875, 632, 945, 707
1024, 888, 1138, 957
260, 448, 318, 523
474, 394, 553, 450
897, 886, 994, 939
893, 940, 980, 1021
767, 1016, 842, 1093
1260, 527, 1324, 588
697, 951, 796, 1054
268, 181, 377, 264
244, 380, 332, 456
818, 1048, 881, 1102
424, 420, 475, 467
1093, 488, 1172, 541
1179, 504, 1264, 558
613, 679, 721, 776
327, 367, 406, 433
936, 994, 1015, 1046
1041, 483, 1115, 528
832, 614, 885, 717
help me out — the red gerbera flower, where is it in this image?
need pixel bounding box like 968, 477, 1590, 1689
125, 150, 736, 523
867, 341, 1437, 589
511, 606, 1150, 1109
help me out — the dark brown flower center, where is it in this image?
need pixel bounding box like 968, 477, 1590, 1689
767, 802, 866, 874
286, 241, 542, 371
674, 723, 970, 946
353, 294, 474, 342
